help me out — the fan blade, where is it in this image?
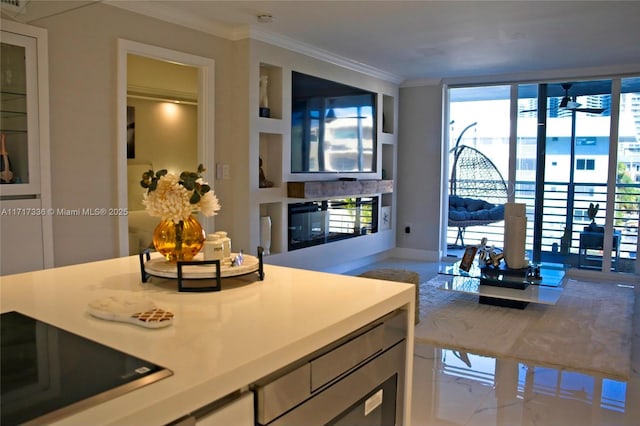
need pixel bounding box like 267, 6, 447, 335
559, 83, 572, 107
573, 108, 605, 114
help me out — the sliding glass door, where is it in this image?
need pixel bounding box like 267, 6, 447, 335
447, 77, 639, 275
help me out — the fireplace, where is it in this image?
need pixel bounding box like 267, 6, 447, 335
288, 197, 378, 251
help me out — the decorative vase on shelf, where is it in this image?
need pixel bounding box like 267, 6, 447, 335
0, 133, 14, 184
260, 216, 272, 256
153, 215, 205, 263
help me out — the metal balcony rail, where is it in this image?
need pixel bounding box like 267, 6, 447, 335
447, 181, 639, 269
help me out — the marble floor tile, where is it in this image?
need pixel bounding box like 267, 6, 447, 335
411, 341, 640, 426
345, 258, 639, 426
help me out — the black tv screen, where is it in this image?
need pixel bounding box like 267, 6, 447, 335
291, 71, 377, 173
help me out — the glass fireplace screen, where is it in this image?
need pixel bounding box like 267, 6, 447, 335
288, 197, 378, 251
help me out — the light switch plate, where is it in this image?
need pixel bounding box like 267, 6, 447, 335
216, 163, 231, 180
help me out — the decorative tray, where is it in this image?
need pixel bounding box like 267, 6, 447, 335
144, 253, 260, 279
139, 248, 264, 292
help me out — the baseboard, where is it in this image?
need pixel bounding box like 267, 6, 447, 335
566, 267, 640, 285
322, 250, 394, 274
389, 247, 440, 262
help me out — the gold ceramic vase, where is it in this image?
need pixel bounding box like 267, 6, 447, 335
153, 215, 205, 262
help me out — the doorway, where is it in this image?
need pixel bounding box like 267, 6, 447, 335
116, 40, 215, 257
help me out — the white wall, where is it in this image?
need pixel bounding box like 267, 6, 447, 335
395, 84, 444, 261
126, 97, 198, 209
22, 2, 399, 270
126, 99, 198, 180
29, 3, 234, 266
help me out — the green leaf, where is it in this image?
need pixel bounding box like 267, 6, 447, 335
183, 179, 195, 190
190, 192, 201, 204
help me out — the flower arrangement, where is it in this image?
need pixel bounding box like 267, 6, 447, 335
140, 164, 220, 223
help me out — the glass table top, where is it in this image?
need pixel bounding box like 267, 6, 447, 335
439, 275, 564, 305
439, 260, 566, 288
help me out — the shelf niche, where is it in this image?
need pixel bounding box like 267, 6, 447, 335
259, 132, 282, 189
259, 202, 282, 255
258, 63, 282, 120
287, 180, 393, 199
382, 94, 395, 134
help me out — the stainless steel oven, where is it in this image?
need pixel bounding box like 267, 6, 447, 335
254, 310, 407, 426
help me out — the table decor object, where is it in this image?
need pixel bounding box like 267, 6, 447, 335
88, 295, 174, 329
141, 164, 220, 262
0, 133, 14, 183
139, 247, 265, 292
260, 216, 272, 255
214, 231, 231, 260
503, 202, 528, 269
259, 74, 270, 117
585, 202, 604, 232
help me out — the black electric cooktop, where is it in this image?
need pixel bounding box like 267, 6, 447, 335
1, 311, 173, 425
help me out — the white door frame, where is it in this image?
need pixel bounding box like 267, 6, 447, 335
116, 39, 215, 257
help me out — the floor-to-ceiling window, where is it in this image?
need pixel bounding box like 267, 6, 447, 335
615, 77, 640, 273
447, 86, 511, 248
446, 77, 639, 275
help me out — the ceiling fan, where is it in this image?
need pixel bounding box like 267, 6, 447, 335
558, 83, 605, 114
519, 83, 605, 115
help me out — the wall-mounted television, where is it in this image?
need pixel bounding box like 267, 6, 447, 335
291, 71, 377, 174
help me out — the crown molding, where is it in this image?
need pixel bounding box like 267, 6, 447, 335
401, 78, 443, 88
103, 1, 403, 84
104, 0, 240, 41
247, 27, 403, 84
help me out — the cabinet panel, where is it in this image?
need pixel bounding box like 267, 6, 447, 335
0, 20, 53, 273
0, 198, 45, 274
195, 392, 254, 426
0, 29, 41, 196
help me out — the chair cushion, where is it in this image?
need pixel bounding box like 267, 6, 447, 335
448, 196, 504, 223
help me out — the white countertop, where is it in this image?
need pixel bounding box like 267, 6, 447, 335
0, 254, 415, 425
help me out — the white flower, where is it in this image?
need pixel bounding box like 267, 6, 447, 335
197, 191, 221, 217
142, 168, 221, 223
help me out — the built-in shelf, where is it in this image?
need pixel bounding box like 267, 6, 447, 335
259, 132, 282, 189
381, 144, 395, 180
287, 180, 393, 199
249, 50, 398, 262
256, 116, 285, 134
382, 94, 395, 134
259, 63, 282, 120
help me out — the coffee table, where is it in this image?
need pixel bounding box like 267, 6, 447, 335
438, 261, 565, 309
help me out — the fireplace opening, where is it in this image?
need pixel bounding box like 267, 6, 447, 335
288, 197, 378, 251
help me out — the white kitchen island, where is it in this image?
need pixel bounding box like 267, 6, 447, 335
0, 254, 415, 425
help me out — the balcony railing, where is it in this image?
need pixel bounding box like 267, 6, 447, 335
447, 181, 639, 272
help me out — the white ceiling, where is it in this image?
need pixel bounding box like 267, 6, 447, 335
6, 1, 640, 84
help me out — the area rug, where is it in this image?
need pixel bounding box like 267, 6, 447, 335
414, 276, 635, 379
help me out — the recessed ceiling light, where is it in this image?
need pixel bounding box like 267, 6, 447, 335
257, 13, 274, 24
